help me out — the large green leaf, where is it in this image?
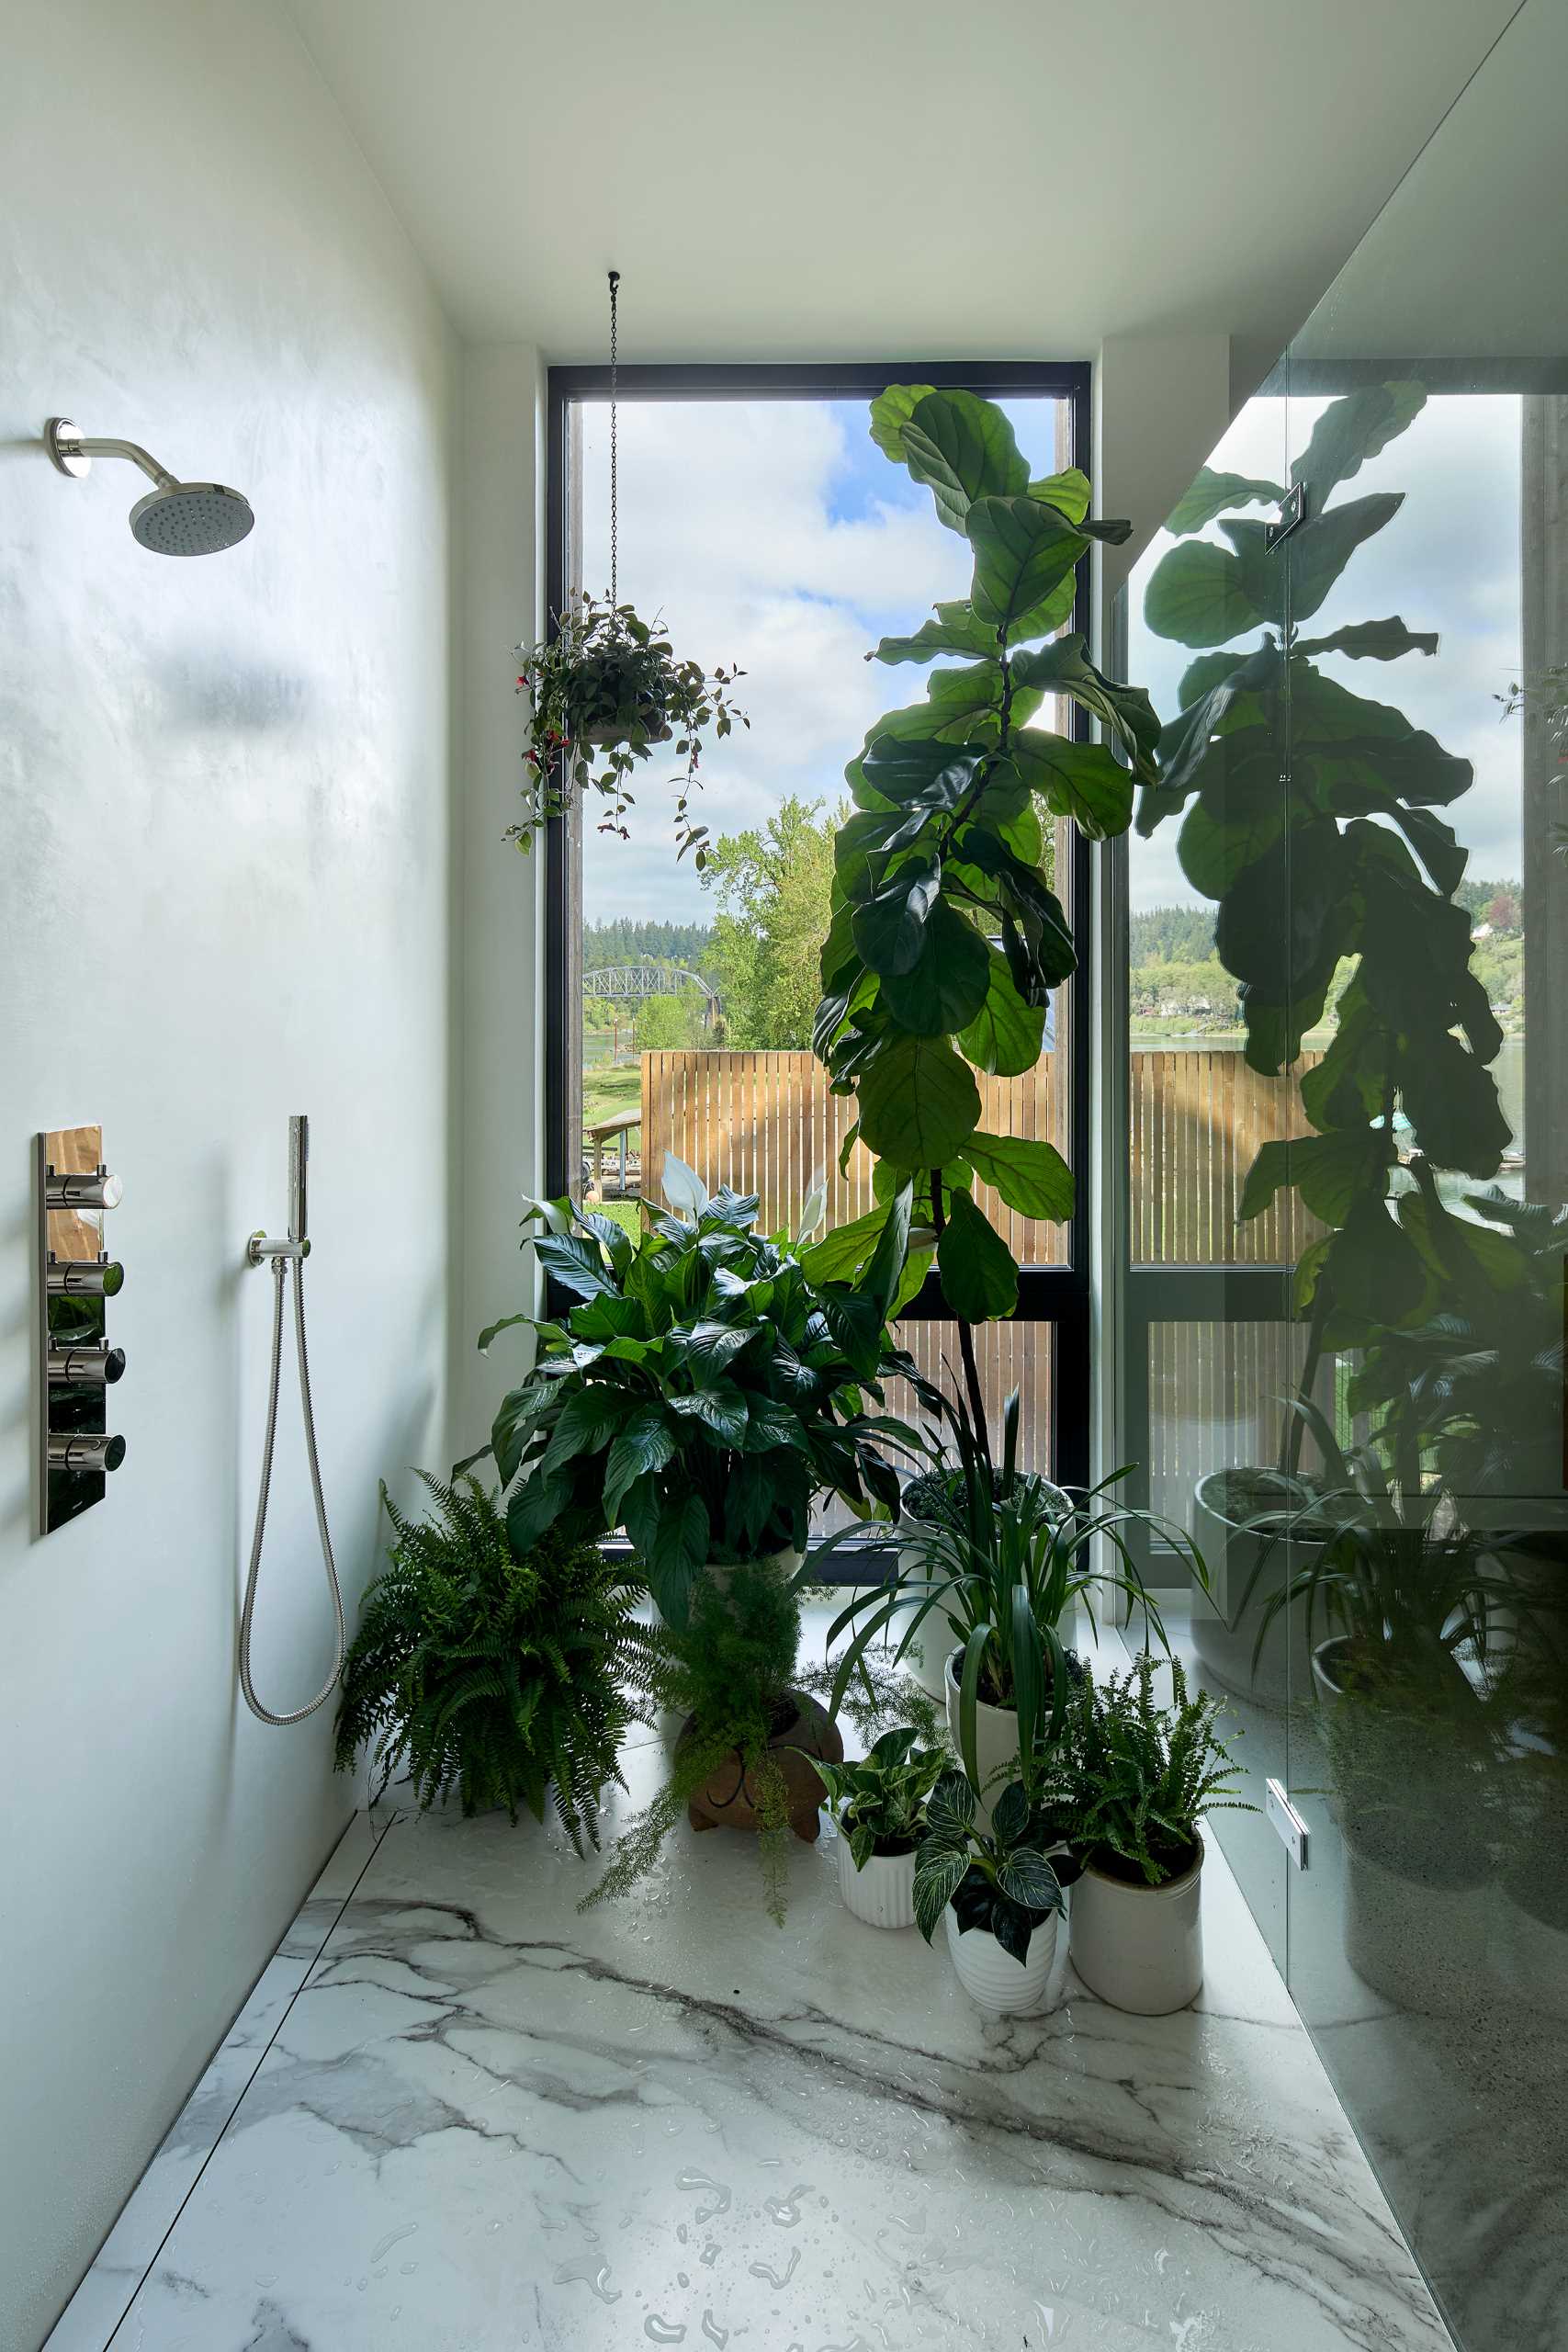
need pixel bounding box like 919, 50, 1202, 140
852, 860, 942, 977
506, 1467, 571, 1554
862, 1179, 913, 1320
800, 1203, 891, 1285
1176, 764, 1285, 898
963, 1131, 1074, 1220
957, 953, 1048, 1077
1166, 467, 1287, 533
860, 734, 988, 808
667, 1386, 750, 1446
1027, 466, 1090, 522
912, 1842, 969, 1942
1143, 540, 1262, 648
938, 1192, 1018, 1319
857, 1033, 982, 1167
1010, 633, 1161, 779
901, 390, 1029, 534
1294, 616, 1439, 662
1007, 731, 1134, 840
996, 1847, 1062, 1914
639, 1486, 711, 1625
536, 1388, 628, 1479
869, 383, 936, 462
871, 601, 999, 666
881, 900, 992, 1035
1291, 381, 1427, 501
1239, 1130, 1393, 1225
966, 496, 1087, 634
602, 1405, 676, 1520
1223, 494, 1404, 627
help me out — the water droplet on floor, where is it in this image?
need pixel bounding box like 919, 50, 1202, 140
701, 2316, 729, 2348
764, 2182, 813, 2227
553, 2257, 621, 2305
644, 2318, 686, 2345
370, 2222, 418, 2263
750, 2246, 801, 2290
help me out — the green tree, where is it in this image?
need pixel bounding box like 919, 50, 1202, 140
703, 796, 840, 1048
635, 989, 701, 1051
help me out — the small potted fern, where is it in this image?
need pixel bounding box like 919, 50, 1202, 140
1051, 1655, 1250, 2014
333, 1472, 660, 1855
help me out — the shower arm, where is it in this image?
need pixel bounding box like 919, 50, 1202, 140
44, 419, 175, 488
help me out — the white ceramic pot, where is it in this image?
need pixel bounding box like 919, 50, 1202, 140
891, 1548, 957, 1701
944, 1651, 1021, 1826
944, 1904, 1058, 2014
1068, 1842, 1204, 2015
836, 1837, 917, 1929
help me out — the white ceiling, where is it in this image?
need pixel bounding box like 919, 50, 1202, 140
288, 0, 1524, 369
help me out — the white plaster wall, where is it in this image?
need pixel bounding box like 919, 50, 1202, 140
0, 6, 455, 2343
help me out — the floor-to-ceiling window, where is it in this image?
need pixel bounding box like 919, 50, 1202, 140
544, 365, 1095, 1500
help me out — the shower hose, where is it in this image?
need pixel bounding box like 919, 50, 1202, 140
239, 1250, 345, 1725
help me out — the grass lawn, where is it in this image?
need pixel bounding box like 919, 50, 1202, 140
582, 1057, 641, 1130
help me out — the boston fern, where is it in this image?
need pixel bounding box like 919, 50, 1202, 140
1050, 1654, 1250, 1887
333, 1472, 660, 1854
913, 1770, 1066, 1964
475, 1159, 924, 1623
809, 387, 1161, 1450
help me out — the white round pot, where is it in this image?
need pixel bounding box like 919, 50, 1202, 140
1068, 1842, 1205, 2015
944, 1904, 1058, 2014
836, 1837, 916, 1929
944, 1651, 1021, 1826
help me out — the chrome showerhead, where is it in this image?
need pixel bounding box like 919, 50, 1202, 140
44, 417, 254, 557
130, 481, 254, 557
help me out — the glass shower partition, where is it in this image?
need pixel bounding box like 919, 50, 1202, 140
1118, 6, 1568, 2346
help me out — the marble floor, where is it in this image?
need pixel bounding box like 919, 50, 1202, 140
48, 1668, 1456, 2352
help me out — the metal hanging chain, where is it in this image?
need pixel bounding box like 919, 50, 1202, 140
608, 268, 619, 607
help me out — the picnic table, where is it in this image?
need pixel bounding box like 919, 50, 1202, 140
585, 1109, 641, 1198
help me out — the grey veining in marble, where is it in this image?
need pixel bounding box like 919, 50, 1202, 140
49, 1704, 1453, 2352
43, 1810, 389, 2352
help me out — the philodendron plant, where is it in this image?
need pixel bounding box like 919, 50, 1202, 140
808, 387, 1161, 1448
1137, 384, 1510, 1462
810, 1726, 949, 1868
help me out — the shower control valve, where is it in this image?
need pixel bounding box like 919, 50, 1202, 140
45, 1164, 122, 1212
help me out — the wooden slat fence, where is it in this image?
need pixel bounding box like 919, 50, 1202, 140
640, 1047, 1323, 1269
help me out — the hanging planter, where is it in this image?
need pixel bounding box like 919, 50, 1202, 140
508, 272, 746, 865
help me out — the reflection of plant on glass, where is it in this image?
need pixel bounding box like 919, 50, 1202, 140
807, 387, 1162, 1465
1139, 385, 1512, 1508
511, 591, 747, 863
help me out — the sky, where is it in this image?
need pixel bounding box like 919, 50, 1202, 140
570, 388, 1526, 933
576, 393, 1066, 928
1126, 390, 1524, 912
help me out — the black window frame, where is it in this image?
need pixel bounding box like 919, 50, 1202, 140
544, 358, 1094, 1498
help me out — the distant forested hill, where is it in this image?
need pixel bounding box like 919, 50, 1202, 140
583, 918, 713, 969
1130, 906, 1216, 964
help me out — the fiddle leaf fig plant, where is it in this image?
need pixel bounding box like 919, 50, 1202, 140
811, 388, 1162, 1446
511, 592, 746, 865
1138, 383, 1511, 1458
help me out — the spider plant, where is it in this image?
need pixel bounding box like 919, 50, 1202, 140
827, 1385, 1200, 1798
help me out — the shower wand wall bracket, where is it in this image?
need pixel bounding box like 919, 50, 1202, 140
37, 1125, 128, 1536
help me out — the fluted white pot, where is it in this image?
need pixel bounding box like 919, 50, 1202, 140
1069, 1842, 1204, 2015
944, 1905, 1058, 2014
836, 1838, 917, 1930
944, 1652, 1020, 1826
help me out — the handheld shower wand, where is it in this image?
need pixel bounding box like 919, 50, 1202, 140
241, 1117, 344, 1724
